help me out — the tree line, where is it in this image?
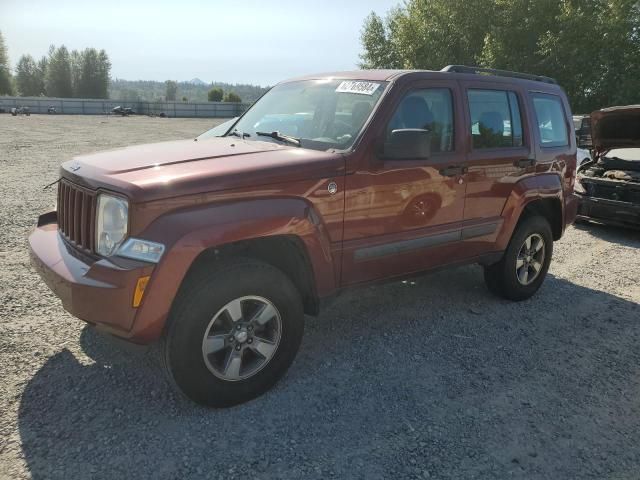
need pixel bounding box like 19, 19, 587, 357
0, 31, 111, 98
206, 87, 242, 103
164, 81, 243, 103
109, 79, 265, 103
0, 31, 13, 95
360, 0, 640, 113
17, 45, 111, 98
164, 80, 242, 103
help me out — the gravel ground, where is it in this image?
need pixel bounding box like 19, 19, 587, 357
1, 114, 640, 480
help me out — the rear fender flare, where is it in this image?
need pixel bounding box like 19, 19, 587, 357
497, 173, 564, 250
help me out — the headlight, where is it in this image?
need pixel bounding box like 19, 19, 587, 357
95, 194, 128, 256
116, 238, 165, 263
574, 175, 586, 194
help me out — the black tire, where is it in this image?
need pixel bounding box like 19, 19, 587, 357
161, 258, 304, 407
484, 215, 553, 301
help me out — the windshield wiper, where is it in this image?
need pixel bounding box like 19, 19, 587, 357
256, 131, 301, 147
227, 128, 250, 138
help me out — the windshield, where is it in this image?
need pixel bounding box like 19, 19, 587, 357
228, 79, 387, 151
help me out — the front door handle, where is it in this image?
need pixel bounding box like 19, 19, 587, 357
514, 158, 536, 168
440, 165, 467, 177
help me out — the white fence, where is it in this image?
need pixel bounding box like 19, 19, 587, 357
0, 96, 248, 118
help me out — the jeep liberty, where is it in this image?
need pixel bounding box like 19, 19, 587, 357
29, 66, 579, 406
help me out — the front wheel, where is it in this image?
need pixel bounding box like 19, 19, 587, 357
484, 215, 553, 301
161, 259, 304, 407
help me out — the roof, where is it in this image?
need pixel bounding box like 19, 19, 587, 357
281, 70, 419, 83
280, 68, 563, 90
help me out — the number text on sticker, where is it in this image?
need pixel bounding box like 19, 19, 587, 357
335, 81, 380, 96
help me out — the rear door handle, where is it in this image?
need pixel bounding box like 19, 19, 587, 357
440, 165, 467, 177
514, 158, 536, 168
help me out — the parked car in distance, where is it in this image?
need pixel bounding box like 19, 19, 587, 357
575, 105, 640, 229
29, 66, 579, 407
112, 106, 134, 116
47, 106, 57, 114
11, 106, 30, 116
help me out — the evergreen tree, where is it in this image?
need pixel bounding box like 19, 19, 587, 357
96, 49, 111, 99
165, 80, 178, 101
45, 45, 73, 97
0, 30, 13, 95
16, 55, 41, 96
36, 56, 48, 95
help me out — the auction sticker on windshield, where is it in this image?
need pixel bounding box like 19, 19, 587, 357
336, 81, 380, 95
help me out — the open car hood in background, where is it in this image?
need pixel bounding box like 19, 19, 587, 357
591, 105, 640, 151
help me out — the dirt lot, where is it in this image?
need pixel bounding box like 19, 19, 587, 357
1, 114, 640, 480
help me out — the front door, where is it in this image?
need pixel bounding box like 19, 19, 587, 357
341, 81, 467, 286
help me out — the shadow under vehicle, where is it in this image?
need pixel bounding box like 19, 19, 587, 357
17, 267, 640, 479
575, 105, 640, 229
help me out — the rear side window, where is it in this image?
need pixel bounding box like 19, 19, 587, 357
468, 89, 523, 149
531, 93, 568, 147
387, 88, 454, 153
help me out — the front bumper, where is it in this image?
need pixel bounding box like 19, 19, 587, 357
576, 194, 640, 228
565, 192, 580, 227
29, 212, 156, 340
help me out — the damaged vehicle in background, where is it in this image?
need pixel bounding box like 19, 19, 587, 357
576, 106, 640, 228
573, 115, 592, 168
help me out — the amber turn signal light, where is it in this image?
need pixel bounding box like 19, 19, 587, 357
133, 276, 150, 307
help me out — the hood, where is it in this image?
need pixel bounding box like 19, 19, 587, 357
60, 137, 344, 202
591, 105, 640, 152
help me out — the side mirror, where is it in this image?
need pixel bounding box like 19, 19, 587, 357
382, 128, 431, 160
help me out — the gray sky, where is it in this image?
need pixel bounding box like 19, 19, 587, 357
1, 0, 398, 86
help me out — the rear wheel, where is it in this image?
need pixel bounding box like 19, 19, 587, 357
161, 259, 304, 407
484, 215, 553, 301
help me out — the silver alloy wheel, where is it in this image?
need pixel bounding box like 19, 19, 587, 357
515, 233, 546, 286
201, 296, 282, 381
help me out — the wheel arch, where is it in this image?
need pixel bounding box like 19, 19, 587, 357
178, 235, 320, 316
128, 198, 338, 343
497, 173, 566, 250
520, 197, 563, 240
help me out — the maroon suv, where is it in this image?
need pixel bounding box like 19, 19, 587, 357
29, 66, 579, 406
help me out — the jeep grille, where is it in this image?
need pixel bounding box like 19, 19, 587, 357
57, 179, 97, 252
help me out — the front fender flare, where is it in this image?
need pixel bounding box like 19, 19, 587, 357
130, 198, 336, 342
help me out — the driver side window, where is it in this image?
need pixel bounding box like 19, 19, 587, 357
387, 88, 454, 153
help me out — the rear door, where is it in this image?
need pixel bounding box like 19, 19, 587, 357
529, 91, 575, 197
458, 81, 534, 257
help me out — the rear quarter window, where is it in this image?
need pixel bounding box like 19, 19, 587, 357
531, 93, 569, 148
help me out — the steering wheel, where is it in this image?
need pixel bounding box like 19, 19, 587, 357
325, 119, 353, 140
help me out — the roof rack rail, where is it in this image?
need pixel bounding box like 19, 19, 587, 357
441, 65, 557, 85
